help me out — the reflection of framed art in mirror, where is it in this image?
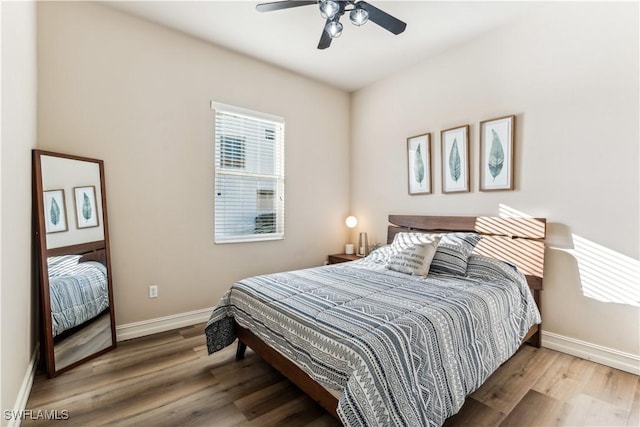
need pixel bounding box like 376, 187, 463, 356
74, 185, 99, 228
43, 189, 68, 233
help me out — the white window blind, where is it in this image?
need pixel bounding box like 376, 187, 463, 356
212, 102, 285, 243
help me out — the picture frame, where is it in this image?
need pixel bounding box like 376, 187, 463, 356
479, 115, 515, 191
43, 189, 68, 233
441, 125, 470, 193
73, 186, 99, 229
407, 132, 432, 195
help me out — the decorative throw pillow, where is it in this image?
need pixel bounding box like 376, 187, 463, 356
391, 232, 482, 276
386, 236, 441, 276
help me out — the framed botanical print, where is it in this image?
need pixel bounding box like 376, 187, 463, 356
407, 133, 432, 195
73, 186, 99, 228
43, 189, 68, 233
479, 115, 515, 191
441, 125, 470, 193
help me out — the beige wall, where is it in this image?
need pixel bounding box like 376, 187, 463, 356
350, 2, 639, 355
37, 2, 350, 325
34, 1, 639, 364
1, 0, 38, 416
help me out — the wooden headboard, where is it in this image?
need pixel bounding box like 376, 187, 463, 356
46, 240, 107, 266
387, 215, 546, 290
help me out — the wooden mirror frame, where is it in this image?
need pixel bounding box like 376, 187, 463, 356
33, 149, 116, 377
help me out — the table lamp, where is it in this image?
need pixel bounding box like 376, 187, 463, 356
345, 216, 357, 254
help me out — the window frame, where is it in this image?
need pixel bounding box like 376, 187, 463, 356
212, 101, 285, 244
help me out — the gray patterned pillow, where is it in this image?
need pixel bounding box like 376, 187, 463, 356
386, 236, 440, 276
47, 255, 82, 277
391, 232, 482, 276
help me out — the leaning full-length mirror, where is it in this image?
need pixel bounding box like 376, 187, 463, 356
33, 150, 116, 377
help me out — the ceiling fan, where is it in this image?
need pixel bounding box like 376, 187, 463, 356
256, 0, 407, 49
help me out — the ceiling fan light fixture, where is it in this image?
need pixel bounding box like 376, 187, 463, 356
349, 7, 369, 26
255, 0, 407, 49
325, 20, 343, 38
319, 0, 340, 19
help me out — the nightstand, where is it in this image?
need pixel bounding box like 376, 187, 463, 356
327, 253, 360, 264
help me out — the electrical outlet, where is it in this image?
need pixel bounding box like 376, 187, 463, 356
149, 285, 158, 298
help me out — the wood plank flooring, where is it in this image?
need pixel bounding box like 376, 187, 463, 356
24, 323, 639, 426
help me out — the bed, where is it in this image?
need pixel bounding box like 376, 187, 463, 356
205, 215, 546, 426
47, 241, 110, 337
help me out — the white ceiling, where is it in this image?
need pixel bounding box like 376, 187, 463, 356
105, 1, 544, 92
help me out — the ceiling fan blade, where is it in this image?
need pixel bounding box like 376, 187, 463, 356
317, 20, 332, 49
256, 1, 317, 13
358, 1, 406, 35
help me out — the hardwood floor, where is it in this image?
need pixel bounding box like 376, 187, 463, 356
24, 323, 639, 426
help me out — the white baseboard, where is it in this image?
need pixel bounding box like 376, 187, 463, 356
7, 344, 39, 427
542, 330, 640, 375
116, 307, 214, 342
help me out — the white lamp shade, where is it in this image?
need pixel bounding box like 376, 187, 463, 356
345, 216, 358, 228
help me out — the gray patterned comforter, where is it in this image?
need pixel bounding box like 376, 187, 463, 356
205, 253, 540, 426
49, 261, 109, 337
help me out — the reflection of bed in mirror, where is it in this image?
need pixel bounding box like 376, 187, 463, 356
47, 241, 112, 370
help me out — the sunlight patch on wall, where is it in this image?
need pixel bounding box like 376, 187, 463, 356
499, 204, 640, 307
570, 235, 640, 307
498, 204, 534, 219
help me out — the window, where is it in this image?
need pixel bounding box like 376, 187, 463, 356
212, 102, 285, 243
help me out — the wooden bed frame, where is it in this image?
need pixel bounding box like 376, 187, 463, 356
234, 215, 546, 418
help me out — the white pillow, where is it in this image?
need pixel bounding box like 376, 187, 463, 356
386, 236, 441, 276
